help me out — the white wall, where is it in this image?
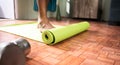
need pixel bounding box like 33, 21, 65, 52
0, 0, 15, 19
15, 0, 67, 20
15, 0, 38, 20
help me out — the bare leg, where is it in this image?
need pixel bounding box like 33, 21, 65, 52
37, 0, 54, 29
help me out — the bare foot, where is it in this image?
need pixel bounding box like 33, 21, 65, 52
37, 20, 54, 32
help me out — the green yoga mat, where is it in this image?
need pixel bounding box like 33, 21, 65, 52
0, 22, 90, 45
42, 22, 90, 45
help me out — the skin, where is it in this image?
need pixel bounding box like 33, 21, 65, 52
37, 0, 54, 30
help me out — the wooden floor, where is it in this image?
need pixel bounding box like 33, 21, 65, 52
0, 18, 120, 65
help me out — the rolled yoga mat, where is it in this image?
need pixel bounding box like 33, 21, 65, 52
42, 22, 90, 45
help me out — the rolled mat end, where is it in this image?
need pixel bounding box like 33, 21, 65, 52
42, 30, 55, 45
